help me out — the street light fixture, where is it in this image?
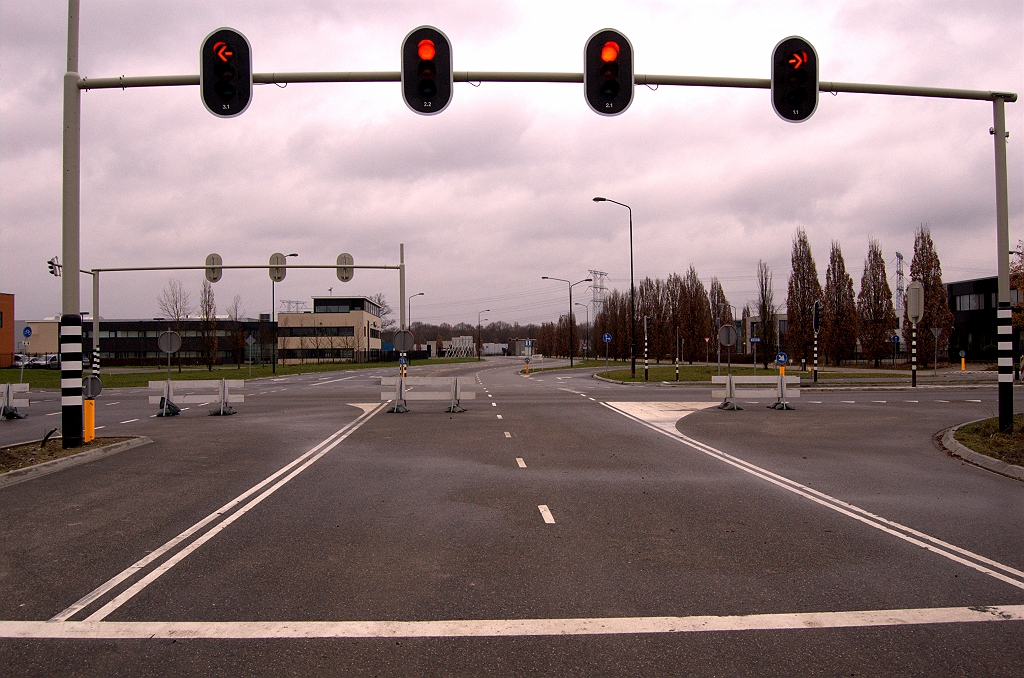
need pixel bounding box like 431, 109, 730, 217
271, 252, 298, 374
477, 309, 490, 361
593, 197, 636, 377
543, 276, 592, 367
408, 292, 425, 328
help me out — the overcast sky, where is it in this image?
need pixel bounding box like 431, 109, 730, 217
1, 1, 1021, 328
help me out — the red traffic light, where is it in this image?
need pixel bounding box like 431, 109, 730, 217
212, 41, 234, 63
418, 39, 436, 61
601, 41, 620, 62
788, 51, 808, 69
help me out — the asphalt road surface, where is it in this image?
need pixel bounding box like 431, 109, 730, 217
1, 359, 1022, 676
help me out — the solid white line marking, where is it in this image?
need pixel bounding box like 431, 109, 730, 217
46, 412, 60, 416
119, 419, 138, 424
105, 402, 120, 406
504, 432, 511, 438
5, 605, 1024, 639
52, 404, 387, 623
497, 415, 503, 419
516, 458, 527, 468
538, 505, 556, 523
602, 402, 1024, 591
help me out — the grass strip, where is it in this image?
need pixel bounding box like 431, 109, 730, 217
1, 437, 135, 475
954, 414, 1024, 467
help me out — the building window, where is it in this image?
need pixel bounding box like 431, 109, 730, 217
956, 294, 985, 311
1012, 289, 1021, 306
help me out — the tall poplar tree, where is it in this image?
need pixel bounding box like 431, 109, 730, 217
904, 224, 954, 367
786, 229, 823, 363
682, 266, 711, 364
857, 239, 898, 367
756, 260, 778, 367
822, 242, 858, 365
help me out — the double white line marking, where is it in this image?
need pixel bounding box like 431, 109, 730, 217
602, 402, 1024, 591
52, 403, 387, 623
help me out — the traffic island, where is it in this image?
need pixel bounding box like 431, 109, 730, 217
0, 436, 151, 488
941, 415, 1024, 481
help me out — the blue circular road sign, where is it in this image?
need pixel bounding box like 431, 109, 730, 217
603, 333, 612, 343
776, 352, 789, 364
22, 326, 32, 338
398, 357, 407, 365
525, 357, 531, 364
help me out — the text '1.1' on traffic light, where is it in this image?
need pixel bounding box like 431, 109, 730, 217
201, 28, 253, 118
402, 26, 453, 115
771, 36, 818, 122
584, 29, 634, 116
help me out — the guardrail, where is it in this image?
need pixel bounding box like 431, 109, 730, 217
712, 375, 800, 410
1, 383, 30, 419
148, 379, 244, 416
380, 376, 476, 413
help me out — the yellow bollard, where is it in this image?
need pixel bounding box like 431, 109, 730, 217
780, 365, 785, 377
84, 398, 95, 443
961, 357, 965, 371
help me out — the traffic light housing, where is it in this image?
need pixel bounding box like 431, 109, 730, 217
47, 256, 62, 277
401, 26, 453, 115
201, 28, 253, 118
584, 29, 633, 116
771, 36, 818, 122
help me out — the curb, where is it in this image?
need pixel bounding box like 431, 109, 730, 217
0, 436, 153, 490
939, 420, 1024, 482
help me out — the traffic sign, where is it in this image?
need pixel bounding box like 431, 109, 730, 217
200, 28, 253, 118
205, 253, 223, 283
776, 352, 789, 364
245, 334, 256, 347
959, 350, 966, 358
157, 331, 182, 354
393, 329, 415, 353
337, 253, 354, 282
931, 327, 942, 339
749, 337, 762, 343
718, 325, 737, 348
893, 335, 901, 343
398, 356, 407, 366
269, 253, 287, 282
83, 375, 102, 398
603, 333, 612, 343
907, 281, 924, 324
22, 326, 32, 339
525, 357, 531, 364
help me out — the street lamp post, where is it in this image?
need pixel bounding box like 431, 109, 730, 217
477, 309, 490, 361
272, 252, 298, 374
543, 276, 592, 367
593, 197, 635, 378
575, 302, 590, 361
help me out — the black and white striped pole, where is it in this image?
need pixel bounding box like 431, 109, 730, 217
991, 97, 1014, 432
60, 314, 84, 448
812, 301, 821, 384
907, 282, 923, 389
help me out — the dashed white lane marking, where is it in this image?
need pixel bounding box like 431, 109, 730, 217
504, 432, 511, 438
538, 505, 556, 523
604, 402, 1024, 592
105, 402, 120, 406
198, 402, 210, 407
589, 397, 596, 401
840, 400, 855, 404
119, 419, 138, 424
809, 401, 822, 403
488, 395, 493, 398
516, 458, 527, 468
905, 400, 919, 403
5, 605, 1024, 639
936, 400, 949, 403
150, 414, 158, 418
491, 402, 497, 407
872, 400, 887, 403
497, 415, 503, 419
46, 412, 60, 416
967, 399, 982, 403
54, 403, 387, 623
94, 426, 105, 430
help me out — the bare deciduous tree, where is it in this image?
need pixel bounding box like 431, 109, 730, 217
199, 280, 217, 371
157, 278, 193, 372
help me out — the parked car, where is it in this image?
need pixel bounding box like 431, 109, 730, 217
9, 354, 28, 368
26, 356, 49, 369
45, 354, 59, 369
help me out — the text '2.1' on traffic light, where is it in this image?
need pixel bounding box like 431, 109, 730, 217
201, 28, 253, 118
771, 36, 818, 122
584, 29, 634, 116
401, 26, 453, 115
